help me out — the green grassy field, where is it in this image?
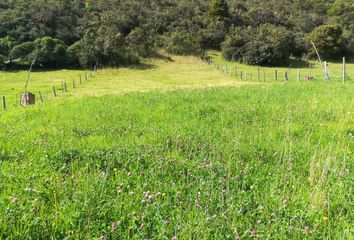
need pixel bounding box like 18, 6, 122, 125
0, 56, 250, 109
0, 55, 353, 239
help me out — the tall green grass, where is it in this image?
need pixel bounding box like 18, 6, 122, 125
0, 82, 352, 239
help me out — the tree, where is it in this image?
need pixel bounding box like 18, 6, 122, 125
0, 36, 14, 56
165, 28, 202, 55
222, 24, 294, 66
306, 25, 345, 60
33, 36, 67, 67
209, 0, 229, 21
9, 41, 35, 64
201, 21, 229, 50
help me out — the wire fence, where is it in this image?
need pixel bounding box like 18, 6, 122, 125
201, 55, 352, 84
1, 68, 97, 112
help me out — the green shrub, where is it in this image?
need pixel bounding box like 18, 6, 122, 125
34, 36, 67, 67
0, 36, 14, 56
200, 21, 229, 50
9, 42, 35, 64
166, 29, 202, 55
222, 24, 294, 66
306, 25, 345, 60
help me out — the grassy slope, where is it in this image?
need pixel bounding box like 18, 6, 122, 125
208, 51, 354, 83
0, 55, 353, 239
0, 56, 250, 108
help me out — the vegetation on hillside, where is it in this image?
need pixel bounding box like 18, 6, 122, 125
0, 0, 353, 68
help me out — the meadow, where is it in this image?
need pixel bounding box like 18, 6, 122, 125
0, 55, 353, 239
0, 56, 250, 110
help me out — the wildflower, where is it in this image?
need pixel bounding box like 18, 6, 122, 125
140, 223, 145, 229
130, 191, 134, 195
304, 226, 310, 233
282, 199, 287, 206
323, 216, 328, 222
235, 237, 241, 240
338, 172, 344, 178
153, 202, 158, 207
162, 193, 166, 196
99, 235, 105, 240
10, 196, 18, 203
172, 236, 177, 240
251, 230, 257, 236
163, 220, 169, 225
257, 220, 262, 224
112, 222, 117, 232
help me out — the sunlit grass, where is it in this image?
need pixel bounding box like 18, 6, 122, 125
0, 82, 353, 239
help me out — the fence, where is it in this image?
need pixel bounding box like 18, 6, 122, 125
201, 55, 351, 84
1, 67, 98, 112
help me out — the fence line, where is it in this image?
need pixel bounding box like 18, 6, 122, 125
201, 55, 351, 84
1, 66, 98, 112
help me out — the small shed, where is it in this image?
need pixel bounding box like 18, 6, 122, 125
21, 92, 35, 106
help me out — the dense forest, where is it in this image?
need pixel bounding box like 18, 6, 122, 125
0, 0, 353, 68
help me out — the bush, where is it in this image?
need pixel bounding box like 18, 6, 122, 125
200, 21, 229, 50
165, 29, 202, 55
222, 24, 294, 66
0, 36, 14, 56
9, 42, 35, 64
306, 25, 345, 60
0, 54, 5, 68
34, 36, 67, 67
66, 40, 82, 67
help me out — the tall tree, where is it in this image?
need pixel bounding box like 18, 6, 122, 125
209, 0, 230, 21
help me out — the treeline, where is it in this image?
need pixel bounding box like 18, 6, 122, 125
0, 0, 353, 68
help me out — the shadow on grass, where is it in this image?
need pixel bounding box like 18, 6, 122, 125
126, 63, 157, 70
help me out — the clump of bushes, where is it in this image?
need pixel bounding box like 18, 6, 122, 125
165, 28, 202, 56
222, 24, 294, 66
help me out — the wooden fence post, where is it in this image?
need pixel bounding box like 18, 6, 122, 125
52, 86, 57, 97
343, 57, 346, 83
64, 82, 67, 92
324, 61, 329, 82
275, 70, 278, 81
240, 71, 243, 80
2, 96, 5, 111
297, 69, 300, 82
73, 79, 76, 88
285, 70, 289, 82
258, 67, 260, 81
79, 75, 82, 84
